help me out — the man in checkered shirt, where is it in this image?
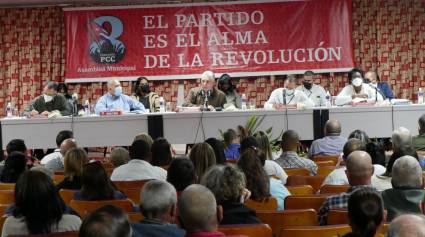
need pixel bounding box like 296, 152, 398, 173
318, 150, 376, 225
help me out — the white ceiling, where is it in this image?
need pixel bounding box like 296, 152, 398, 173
0, 0, 181, 7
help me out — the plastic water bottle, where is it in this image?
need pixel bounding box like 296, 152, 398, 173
84, 100, 90, 116
325, 91, 332, 107
241, 94, 247, 110
6, 102, 12, 117
418, 88, 424, 104
159, 97, 165, 113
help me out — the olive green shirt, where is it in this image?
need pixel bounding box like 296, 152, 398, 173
24, 94, 71, 116
412, 133, 425, 151
182, 87, 226, 108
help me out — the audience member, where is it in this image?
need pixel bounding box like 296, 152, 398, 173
205, 138, 226, 164
134, 133, 154, 147
131, 180, 185, 237
412, 114, 425, 150
201, 165, 260, 225
109, 147, 130, 169
79, 205, 130, 237
167, 158, 196, 193
111, 139, 167, 181
151, 138, 173, 167
0, 152, 27, 183
349, 130, 386, 167
5, 139, 27, 156
56, 148, 89, 190
41, 130, 73, 165
223, 129, 240, 160
386, 214, 425, 237
189, 143, 216, 180
45, 138, 77, 172
309, 119, 347, 158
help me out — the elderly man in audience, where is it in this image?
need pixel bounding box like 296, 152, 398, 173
110, 139, 166, 181
95, 79, 146, 114
79, 205, 131, 237
386, 214, 425, 237
318, 150, 375, 225
41, 130, 73, 165
382, 156, 425, 221
109, 147, 130, 169
45, 138, 77, 172
182, 71, 227, 110
275, 130, 318, 175
308, 119, 347, 158
412, 114, 425, 151
178, 184, 247, 237
131, 180, 185, 237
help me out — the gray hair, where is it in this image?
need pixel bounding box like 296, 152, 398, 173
107, 79, 120, 87
387, 214, 425, 237
110, 147, 130, 168
391, 155, 422, 189
201, 71, 215, 81
286, 74, 297, 83
140, 180, 177, 218
392, 127, 412, 151
200, 165, 246, 204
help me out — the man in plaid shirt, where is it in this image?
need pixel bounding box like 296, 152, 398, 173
318, 150, 375, 225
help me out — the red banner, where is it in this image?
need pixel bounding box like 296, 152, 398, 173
64, 0, 354, 82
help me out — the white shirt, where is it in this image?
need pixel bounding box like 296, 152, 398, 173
321, 164, 387, 186
41, 149, 62, 165
264, 160, 288, 185
335, 83, 384, 106
264, 88, 315, 109
110, 159, 167, 181
296, 84, 327, 107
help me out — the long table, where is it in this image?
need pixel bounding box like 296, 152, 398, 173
1, 104, 425, 149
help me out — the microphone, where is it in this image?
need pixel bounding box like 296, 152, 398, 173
71, 93, 78, 101
200, 89, 212, 111
71, 93, 78, 116
368, 83, 385, 101
282, 88, 287, 105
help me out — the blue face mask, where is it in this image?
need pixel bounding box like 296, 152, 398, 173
114, 86, 123, 96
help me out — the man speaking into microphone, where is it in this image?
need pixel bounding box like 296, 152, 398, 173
183, 71, 226, 110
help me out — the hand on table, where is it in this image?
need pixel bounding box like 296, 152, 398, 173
40, 111, 50, 116
30, 110, 39, 116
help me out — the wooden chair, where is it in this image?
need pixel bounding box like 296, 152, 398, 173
317, 166, 336, 176
128, 212, 144, 222
113, 180, 152, 190
245, 197, 278, 211
122, 188, 141, 204
161, 165, 170, 171
0, 183, 15, 190
286, 175, 327, 193
279, 224, 351, 237
219, 224, 273, 237
59, 189, 78, 205
0, 204, 10, 216
69, 199, 134, 218
0, 190, 14, 205
315, 161, 335, 167
53, 174, 65, 184
0, 215, 7, 236
286, 185, 314, 196
313, 155, 339, 165
256, 209, 318, 236
285, 195, 328, 212
226, 159, 238, 165
8, 232, 79, 237
54, 171, 65, 175
320, 185, 350, 194
327, 209, 349, 225
284, 168, 310, 176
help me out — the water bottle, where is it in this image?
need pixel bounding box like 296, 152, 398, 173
159, 97, 165, 113
241, 94, 247, 110
325, 91, 332, 107
419, 88, 424, 104
6, 102, 12, 117
84, 99, 90, 116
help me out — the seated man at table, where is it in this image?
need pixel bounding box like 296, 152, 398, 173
364, 70, 394, 100
95, 79, 146, 114
275, 130, 318, 175
412, 114, 425, 151
308, 119, 347, 158
335, 68, 384, 106
296, 70, 327, 107
24, 81, 71, 117
182, 71, 227, 110
264, 75, 314, 109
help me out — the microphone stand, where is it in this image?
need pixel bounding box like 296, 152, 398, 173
201, 90, 211, 111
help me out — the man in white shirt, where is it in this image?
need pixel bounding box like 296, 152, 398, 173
264, 75, 314, 109
335, 68, 384, 106
296, 71, 327, 107
45, 138, 77, 172
41, 130, 73, 165
110, 139, 167, 181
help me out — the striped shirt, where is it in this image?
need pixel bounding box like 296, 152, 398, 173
275, 151, 318, 176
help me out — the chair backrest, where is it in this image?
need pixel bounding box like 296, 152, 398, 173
279, 224, 351, 237
54, 171, 65, 175
256, 209, 318, 236
0, 204, 10, 216
285, 195, 328, 212
0, 183, 15, 190
327, 209, 349, 225
219, 224, 272, 237
0, 190, 15, 205
245, 197, 278, 211
313, 155, 339, 165
286, 185, 314, 196
320, 185, 350, 195
53, 174, 64, 184
284, 168, 310, 176
286, 175, 327, 193
127, 212, 144, 222
113, 180, 152, 190
8, 231, 79, 237
69, 199, 134, 218
59, 189, 78, 205
226, 159, 238, 165
315, 161, 335, 167
122, 188, 141, 204
317, 166, 336, 176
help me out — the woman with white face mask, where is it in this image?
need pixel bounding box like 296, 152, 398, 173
335, 68, 384, 106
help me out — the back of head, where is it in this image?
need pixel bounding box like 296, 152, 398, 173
79, 205, 131, 237
110, 147, 130, 168
178, 184, 218, 233
325, 119, 342, 136
348, 187, 383, 237
419, 114, 425, 134
140, 180, 177, 220
60, 138, 77, 156
189, 143, 216, 179
254, 131, 273, 160
386, 146, 418, 176
392, 156, 422, 189
240, 136, 259, 154
387, 214, 425, 237
14, 170, 65, 234
281, 130, 300, 151
167, 157, 196, 191
205, 138, 226, 165
130, 139, 151, 161
349, 130, 370, 147
200, 165, 245, 204
64, 148, 89, 180
346, 151, 373, 186
238, 148, 270, 200
343, 138, 366, 161
392, 127, 412, 151
6, 139, 27, 155
151, 138, 172, 167
223, 129, 238, 147
56, 130, 74, 148
1, 151, 27, 183
81, 162, 115, 200
133, 133, 153, 147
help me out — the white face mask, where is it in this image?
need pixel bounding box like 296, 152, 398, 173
43, 94, 53, 103
352, 78, 363, 87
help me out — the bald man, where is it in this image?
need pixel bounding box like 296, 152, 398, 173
308, 119, 347, 158
364, 71, 394, 100
318, 151, 375, 225
45, 138, 77, 172
178, 184, 245, 237
387, 214, 425, 237
95, 79, 146, 114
